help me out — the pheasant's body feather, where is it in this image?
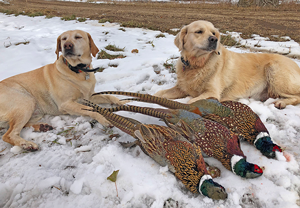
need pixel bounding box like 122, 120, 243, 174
82, 100, 227, 199
100, 102, 262, 178
221, 101, 282, 158
221, 101, 268, 143
170, 115, 244, 171
93, 91, 281, 159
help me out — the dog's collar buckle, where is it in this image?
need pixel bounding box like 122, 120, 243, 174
181, 57, 190, 71
181, 57, 190, 66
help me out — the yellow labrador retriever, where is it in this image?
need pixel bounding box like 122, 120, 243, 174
0, 30, 122, 151
155, 20, 300, 109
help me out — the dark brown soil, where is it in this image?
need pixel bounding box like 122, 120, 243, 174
1, 0, 300, 43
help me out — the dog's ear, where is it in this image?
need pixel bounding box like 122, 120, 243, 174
55, 35, 62, 60
174, 26, 187, 51
87, 33, 99, 57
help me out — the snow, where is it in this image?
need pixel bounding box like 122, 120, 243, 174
0, 13, 300, 208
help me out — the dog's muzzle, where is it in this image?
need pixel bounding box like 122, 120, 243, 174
63, 41, 75, 56
207, 36, 218, 51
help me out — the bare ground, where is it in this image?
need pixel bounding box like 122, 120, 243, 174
1, 0, 300, 43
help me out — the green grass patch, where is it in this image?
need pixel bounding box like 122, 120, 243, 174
61, 14, 76, 21
97, 50, 126, 60
120, 20, 145, 28
45, 14, 54, 19
155, 33, 165, 38
95, 67, 106, 73
27, 12, 44, 17
77, 17, 87, 22
105, 44, 124, 52
108, 63, 118, 68
0, 9, 16, 15
163, 58, 176, 73
99, 18, 112, 23
146, 40, 155, 48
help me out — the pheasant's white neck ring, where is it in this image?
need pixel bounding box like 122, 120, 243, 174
198, 174, 212, 195
254, 132, 276, 145
231, 155, 244, 175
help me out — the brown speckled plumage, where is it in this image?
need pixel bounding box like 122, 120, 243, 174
221, 101, 268, 144
93, 91, 281, 158
82, 99, 215, 195
99, 104, 246, 172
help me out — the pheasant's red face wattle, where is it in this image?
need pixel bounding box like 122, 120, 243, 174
254, 165, 263, 173
273, 145, 282, 152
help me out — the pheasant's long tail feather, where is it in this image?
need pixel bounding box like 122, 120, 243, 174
102, 104, 172, 119
82, 99, 139, 136
92, 91, 193, 111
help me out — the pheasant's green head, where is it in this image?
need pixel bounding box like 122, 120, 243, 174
198, 175, 228, 200
232, 156, 263, 178
254, 132, 282, 158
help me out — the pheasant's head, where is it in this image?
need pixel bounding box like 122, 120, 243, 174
231, 156, 263, 178
198, 175, 228, 200
254, 132, 282, 158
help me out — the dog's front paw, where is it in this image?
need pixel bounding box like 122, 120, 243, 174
153, 90, 166, 98
39, 124, 54, 132
21, 141, 39, 152
98, 117, 113, 128
273, 100, 287, 109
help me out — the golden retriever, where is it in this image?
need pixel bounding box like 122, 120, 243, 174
0, 30, 123, 151
154, 20, 300, 109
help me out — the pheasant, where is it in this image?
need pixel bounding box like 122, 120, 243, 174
92, 91, 282, 159
94, 103, 263, 179
82, 100, 228, 200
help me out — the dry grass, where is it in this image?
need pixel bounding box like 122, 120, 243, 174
105, 44, 125, 52
1, 0, 300, 44
220, 34, 239, 47
97, 50, 126, 60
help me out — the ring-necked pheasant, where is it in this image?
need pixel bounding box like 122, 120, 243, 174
90, 102, 263, 179
82, 100, 228, 200
93, 91, 282, 159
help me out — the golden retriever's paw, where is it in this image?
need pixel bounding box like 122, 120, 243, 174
39, 124, 54, 132
153, 90, 166, 98
273, 100, 287, 109
21, 141, 39, 152
32, 123, 54, 132
98, 117, 113, 128
187, 97, 201, 104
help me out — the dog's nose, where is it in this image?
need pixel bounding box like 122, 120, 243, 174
208, 36, 218, 50
64, 42, 73, 50
208, 36, 218, 43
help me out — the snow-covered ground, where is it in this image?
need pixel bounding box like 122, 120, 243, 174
0, 13, 300, 208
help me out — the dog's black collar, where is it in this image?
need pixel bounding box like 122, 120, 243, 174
181, 57, 190, 67
63, 58, 99, 73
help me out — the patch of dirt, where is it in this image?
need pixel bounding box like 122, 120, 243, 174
1, 0, 300, 43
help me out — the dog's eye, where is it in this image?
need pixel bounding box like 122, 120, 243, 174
62, 37, 67, 41
75, 36, 82, 39
212, 32, 216, 35
196, 30, 203, 34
